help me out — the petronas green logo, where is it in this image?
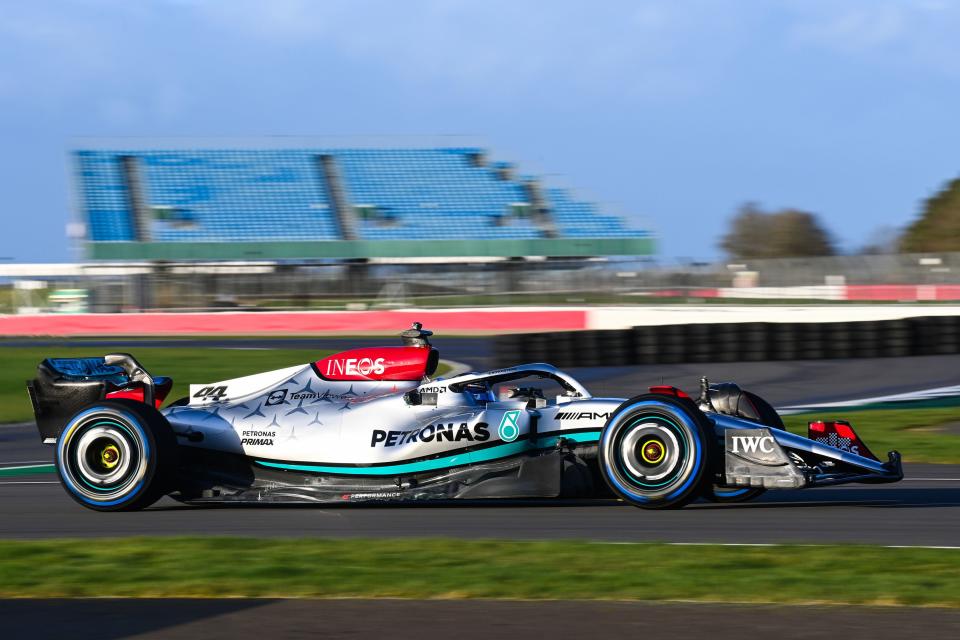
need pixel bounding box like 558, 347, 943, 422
498, 410, 520, 442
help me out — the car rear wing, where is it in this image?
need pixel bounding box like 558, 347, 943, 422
26, 354, 171, 444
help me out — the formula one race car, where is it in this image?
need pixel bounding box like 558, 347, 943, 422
26, 324, 903, 511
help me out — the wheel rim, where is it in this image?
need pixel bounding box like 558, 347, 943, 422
58, 410, 149, 504
618, 421, 683, 483
601, 401, 703, 503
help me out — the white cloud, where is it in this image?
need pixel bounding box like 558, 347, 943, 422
6, 0, 960, 127
786, 1, 960, 74
0, 2, 124, 105
791, 5, 905, 52
184, 0, 743, 101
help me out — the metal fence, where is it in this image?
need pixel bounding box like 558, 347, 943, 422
5, 252, 960, 313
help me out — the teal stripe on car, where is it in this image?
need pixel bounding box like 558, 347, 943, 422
0, 463, 55, 478
538, 431, 599, 446
256, 430, 600, 476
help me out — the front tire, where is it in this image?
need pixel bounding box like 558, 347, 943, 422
703, 390, 781, 503
599, 394, 714, 509
55, 399, 177, 511
703, 485, 765, 503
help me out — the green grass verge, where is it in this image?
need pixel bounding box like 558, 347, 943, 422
783, 406, 960, 464
0, 537, 956, 604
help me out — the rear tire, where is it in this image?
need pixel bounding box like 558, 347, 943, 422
599, 394, 714, 509
55, 399, 177, 511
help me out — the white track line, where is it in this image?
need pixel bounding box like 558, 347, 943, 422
594, 542, 960, 550
779, 383, 960, 412
0, 460, 52, 466
0, 481, 58, 485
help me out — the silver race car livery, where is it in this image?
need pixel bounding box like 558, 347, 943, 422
27, 323, 903, 511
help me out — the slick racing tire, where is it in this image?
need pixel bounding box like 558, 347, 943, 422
742, 390, 785, 430
55, 399, 177, 512
599, 394, 714, 509
702, 485, 765, 503
703, 390, 781, 504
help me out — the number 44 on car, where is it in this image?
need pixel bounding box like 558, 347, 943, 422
26, 323, 902, 511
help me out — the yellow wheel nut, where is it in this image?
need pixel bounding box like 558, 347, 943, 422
101, 445, 121, 470
640, 439, 665, 464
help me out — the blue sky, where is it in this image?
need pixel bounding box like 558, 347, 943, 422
2, 0, 960, 262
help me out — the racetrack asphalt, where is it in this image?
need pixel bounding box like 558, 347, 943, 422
3, 349, 960, 545
4, 599, 959, 640
2, 459, 957, 544
4, 349, 960, 638
3, 440, 960, 546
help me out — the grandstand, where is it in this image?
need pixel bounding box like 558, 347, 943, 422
74, 146, 652, 261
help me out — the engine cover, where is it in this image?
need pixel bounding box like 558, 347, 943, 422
313, 347, 438, 381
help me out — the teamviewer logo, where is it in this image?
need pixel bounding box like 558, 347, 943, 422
266, 389, 288, 406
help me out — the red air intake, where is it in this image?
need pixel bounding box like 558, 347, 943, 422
648, 385, 690, 399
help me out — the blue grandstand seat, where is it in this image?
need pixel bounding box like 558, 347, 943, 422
73, 147, 647, 243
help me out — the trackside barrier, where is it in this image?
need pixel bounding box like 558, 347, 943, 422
493, 317, 960, 367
